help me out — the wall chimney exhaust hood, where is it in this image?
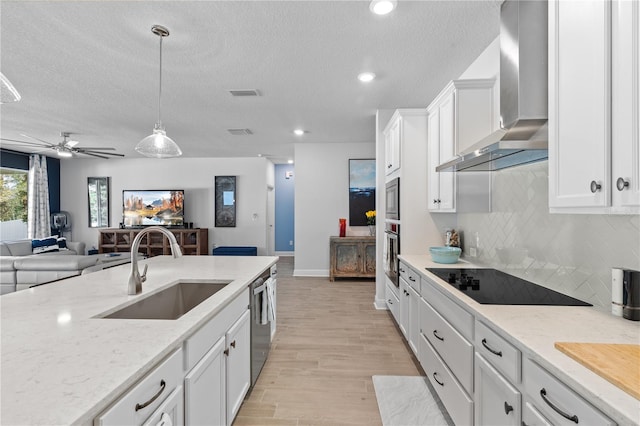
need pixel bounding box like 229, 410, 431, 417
437, 0, 548, 172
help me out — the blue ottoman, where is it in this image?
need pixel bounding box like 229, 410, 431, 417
212, 246, 257, 256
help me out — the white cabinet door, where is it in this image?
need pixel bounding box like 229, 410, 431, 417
407, 284, 420, 356
475, 353, 521, 426
612, 0, 640, 210
399, 278, 410, 338
184, 336, 226, 426
226, 310, 251, 425
385, 116, 401, 176
386, 282, 400, 323
427, 88, 456, 212
142, 386, 184, 426
549, 0, 612, 209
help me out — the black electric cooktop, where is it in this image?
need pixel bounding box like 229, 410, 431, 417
426, 268, 592, 306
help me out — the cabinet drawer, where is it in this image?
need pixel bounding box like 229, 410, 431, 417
421, 276, 474, 341
523, 358, 615, 426
184, 288, 249, 371
522, 399, 552, 426
386, 283, 400, 324
419, 297, 473, 394
399, 262, 421, 292
475, 320, 521, 384
420, 334, 473, 426
95, 348, 183, 426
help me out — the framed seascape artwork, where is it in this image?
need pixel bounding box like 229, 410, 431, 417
215, 176, 236, 227
348, 159, 375, 226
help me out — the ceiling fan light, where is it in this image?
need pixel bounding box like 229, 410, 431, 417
135, 125, 182, 158
56, 148, 73, 158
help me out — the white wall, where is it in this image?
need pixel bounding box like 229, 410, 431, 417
293, 141, 375, 276
60, 157, 274, 255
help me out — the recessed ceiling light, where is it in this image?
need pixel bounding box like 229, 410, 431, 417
288, 159, 294, 164
358, 72, 376, 83
370, 0, 397, 15
293, 129, 305, 136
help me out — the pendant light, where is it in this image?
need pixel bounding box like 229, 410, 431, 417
135, 24, 182, 158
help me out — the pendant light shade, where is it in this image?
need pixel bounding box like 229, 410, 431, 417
135, 25, 182, 158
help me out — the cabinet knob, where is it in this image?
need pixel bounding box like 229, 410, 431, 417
590, 180, 602, 193
437, 199, 441, 204
224, 348, 230, 356
433, 199, 438, 204
616, 177, 630, 191
230, 340, 236, 348
387, 164, 392, 169
504, 402, 514, 415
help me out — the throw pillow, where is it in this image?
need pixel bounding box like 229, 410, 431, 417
56, 237, 68, 249
32, 237, 59, 254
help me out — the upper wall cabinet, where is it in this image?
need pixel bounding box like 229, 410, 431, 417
549, 0, 640, 214
384, 116, 402, 178
427, 79, 496, 212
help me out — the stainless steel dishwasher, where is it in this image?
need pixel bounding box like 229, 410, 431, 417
250, 270, 272, 387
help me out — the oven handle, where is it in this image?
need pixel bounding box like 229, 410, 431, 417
253, 283, 267, 295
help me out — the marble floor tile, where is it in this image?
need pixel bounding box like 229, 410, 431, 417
373, 375, 454, 426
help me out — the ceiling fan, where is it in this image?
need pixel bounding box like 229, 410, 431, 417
0, 132, 125, 159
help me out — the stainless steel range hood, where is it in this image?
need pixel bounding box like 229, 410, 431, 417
437, 0, 548, 172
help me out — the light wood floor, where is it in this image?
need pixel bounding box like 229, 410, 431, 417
234, 257, 422, 425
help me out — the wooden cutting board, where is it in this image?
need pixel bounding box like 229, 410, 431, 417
555, 342, 640, 400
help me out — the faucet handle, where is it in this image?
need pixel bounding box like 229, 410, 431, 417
140, 264, 148, 283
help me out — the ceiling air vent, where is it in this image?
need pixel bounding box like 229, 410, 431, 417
227, 128, 253, 136
228, 89, 261, 97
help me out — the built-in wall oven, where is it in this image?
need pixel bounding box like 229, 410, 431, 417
383, 221, 400, 287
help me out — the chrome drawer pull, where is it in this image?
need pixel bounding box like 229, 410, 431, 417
432, 372, 444, 386
540, 388, 579, 424
481, 338, 503, 357
135, 380, 166, 412
433, 330, 444, 341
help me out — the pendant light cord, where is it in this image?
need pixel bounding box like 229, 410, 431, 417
157, 34, 163, 128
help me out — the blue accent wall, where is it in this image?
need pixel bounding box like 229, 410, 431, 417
274, 164, 295, 252
1, 149, 61, 213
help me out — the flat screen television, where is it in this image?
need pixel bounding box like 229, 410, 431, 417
122, 190, 184, 228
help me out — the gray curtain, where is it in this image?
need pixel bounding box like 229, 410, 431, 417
27, 154, 51, 239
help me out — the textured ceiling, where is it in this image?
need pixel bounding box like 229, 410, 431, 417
0, 1, 500, 163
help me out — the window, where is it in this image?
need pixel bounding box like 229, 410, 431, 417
0, 168, 28, 239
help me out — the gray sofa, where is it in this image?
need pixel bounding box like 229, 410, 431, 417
0, 239, 95, 294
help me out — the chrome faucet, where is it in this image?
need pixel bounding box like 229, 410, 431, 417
128, 226, 183, 295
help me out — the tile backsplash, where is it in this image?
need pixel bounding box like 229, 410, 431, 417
456, 161, 640, 311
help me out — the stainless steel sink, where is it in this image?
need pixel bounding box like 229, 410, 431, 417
100, 281, 231, 320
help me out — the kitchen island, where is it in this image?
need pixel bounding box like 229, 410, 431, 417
398, 254, 640, 426
0, 254, 277, 425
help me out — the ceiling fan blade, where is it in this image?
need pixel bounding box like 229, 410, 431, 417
76, 147, 116, 150
20, 133, 56, 147
0, 138, 52, 148
77, 151, 110, 159
76, 149, 124, 157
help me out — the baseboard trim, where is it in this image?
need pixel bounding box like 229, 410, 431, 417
293, 269, 329, 277
374, 298, 389, 310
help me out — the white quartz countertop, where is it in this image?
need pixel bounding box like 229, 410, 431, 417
399, 254, 640, 426
0, 255, 277, 425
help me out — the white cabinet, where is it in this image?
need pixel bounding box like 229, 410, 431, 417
399, 277, 410, 338
95, 349, 184, 426
523, 358, 615, 425
384, 116, 401, 177
386, 282, 400, 324
407, 284, 420, 356
522, 400, 552, 426
427, 79, 496, 212
142, 386, 184, 426
549, 0, 640, 213
225, 310, 251, 424
475, 353, 521, 426
612, 0, 640, 209
184, 337, 226, 426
